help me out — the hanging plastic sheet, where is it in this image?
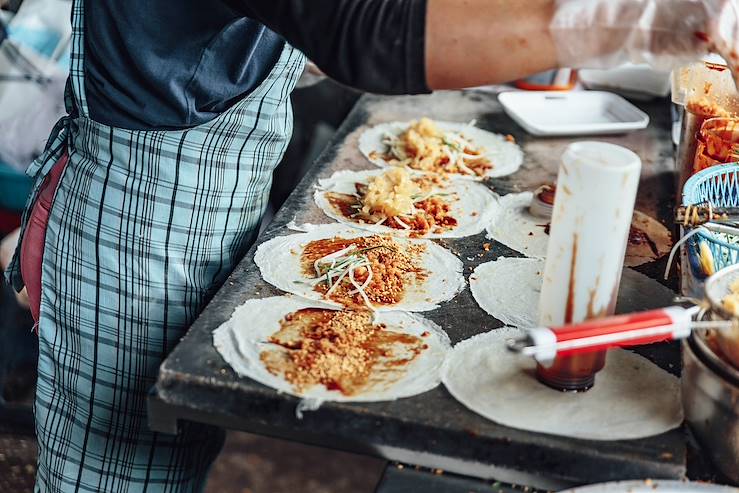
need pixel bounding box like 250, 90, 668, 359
0, 0, 70, 172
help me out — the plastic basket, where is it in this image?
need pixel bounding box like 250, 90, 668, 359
682, 164, 739, 274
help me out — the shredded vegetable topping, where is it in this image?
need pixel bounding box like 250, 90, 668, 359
371, 118, 494, 177
300, 236, 427, 309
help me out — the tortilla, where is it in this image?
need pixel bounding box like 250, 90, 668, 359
255, 223, 465, 312
214, 296, 451, 402
470, 257, 543, 328
485, 192, 549, 259
469, 257, 673, 328
314, 169, 498, 239
359, 120, 523, 180
485, 192, 673, 267
442, 327, 683, 440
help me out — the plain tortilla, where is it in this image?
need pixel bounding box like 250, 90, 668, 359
314, 168, 499, 239
442, 327, 683, 441
358, 121, 523, 180
469, 257, 674, 329
213, 296, 451, 402
254, 223, 466, 312
485, 192, 549, 259
470, 257, 543, 328
485, 192, 673, 267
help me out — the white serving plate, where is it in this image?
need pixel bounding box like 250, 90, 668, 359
498, 91, 650, 137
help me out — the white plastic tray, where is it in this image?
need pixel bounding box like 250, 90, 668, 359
498, 91, 650, 136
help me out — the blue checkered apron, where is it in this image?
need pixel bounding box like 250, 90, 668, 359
4, 1, 305, 491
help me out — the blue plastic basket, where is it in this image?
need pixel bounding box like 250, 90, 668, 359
682, 164, 739, 274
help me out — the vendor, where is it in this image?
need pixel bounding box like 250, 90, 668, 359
3, 0, 738, 491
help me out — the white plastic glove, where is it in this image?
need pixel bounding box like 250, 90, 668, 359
551, 0, 739, 73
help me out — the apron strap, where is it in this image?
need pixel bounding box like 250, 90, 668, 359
68, 0, 89, 117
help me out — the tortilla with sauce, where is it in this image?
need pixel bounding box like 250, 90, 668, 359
314, 168, 498, 238
359, 119, 523, 180
254, 223, 465, 312
213, 296, 451, 401
469, 256, 675, 329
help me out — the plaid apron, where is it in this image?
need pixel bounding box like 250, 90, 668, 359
5, 1, 305, 491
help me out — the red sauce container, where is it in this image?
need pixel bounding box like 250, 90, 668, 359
694, 117, 739, 174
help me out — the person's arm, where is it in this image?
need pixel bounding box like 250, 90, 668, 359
228, 0, 739, 94
425, 0, 558, 89
227, 0, 558, 93
223, 0, 430, 94
427, 0, 739, 89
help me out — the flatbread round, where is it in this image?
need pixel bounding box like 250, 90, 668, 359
442, 327, 683, 441
470, 257, 543, 328
255, 223, 465, 312
469, 257, 675, 328
214, 296, 451, 402
359, 121, 523, 180
485, 192, 549, 258
314, 169, 499, 239
485, 192, 673, 267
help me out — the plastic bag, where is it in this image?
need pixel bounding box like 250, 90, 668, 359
551, 0, 739, 74
0, 0, 71, 172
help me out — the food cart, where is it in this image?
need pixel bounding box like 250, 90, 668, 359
144, 89, 739, 491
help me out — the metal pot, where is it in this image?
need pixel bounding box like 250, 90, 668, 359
704, 264, 739, 371
682, 328, 739, 484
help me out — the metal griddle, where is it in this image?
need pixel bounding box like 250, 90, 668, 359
148, 91, 685, 489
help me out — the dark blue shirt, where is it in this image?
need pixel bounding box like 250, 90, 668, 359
84, 0, 429, 131
85, 1, 284, 130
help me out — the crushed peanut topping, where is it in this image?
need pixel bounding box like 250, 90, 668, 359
260, 309, 427, 395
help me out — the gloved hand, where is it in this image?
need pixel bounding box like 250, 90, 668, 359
551, 0, 739, 74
